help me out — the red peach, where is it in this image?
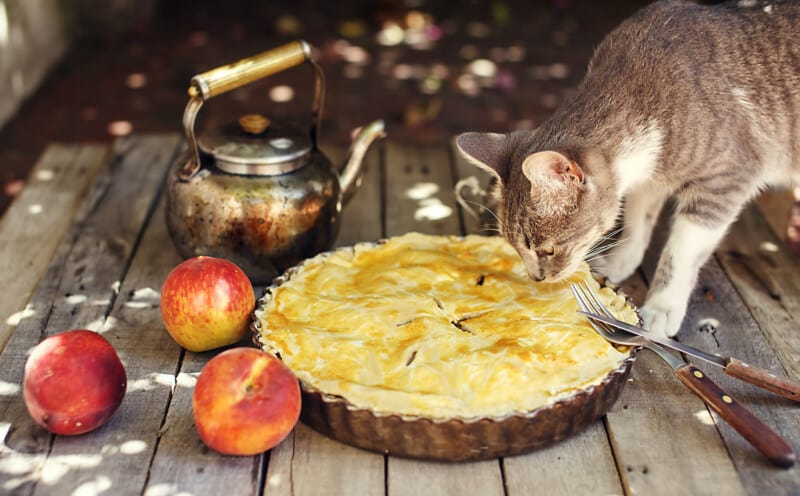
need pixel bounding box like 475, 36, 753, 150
23, 330, 127, 435
192, 347, 301, 455
161, 256, 255, 352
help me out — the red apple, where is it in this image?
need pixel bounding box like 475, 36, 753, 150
23, 330, 127, 435
161, 256, 255, 352
192, 347, 301, 455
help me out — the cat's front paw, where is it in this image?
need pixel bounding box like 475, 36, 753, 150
591, 253, 637, 284
639, 296, 686, 338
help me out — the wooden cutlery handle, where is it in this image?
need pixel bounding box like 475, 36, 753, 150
724, 357, 800, 403
676, 364, 796, 468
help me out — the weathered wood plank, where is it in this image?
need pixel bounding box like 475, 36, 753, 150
0, 143, 108, 353
388, 458, 504, 496
684, 266, 799, 494
383, 142, 504, 494
606, 349, 747, 496
718, 205, 800, 381
130, 196, 263, 496
384, 142, 460, 237
266, 423, 385, 496
0, 135, 180, 495
503, 423, 623, 496
590, 262, 747, 495
635, 211, 796, 494
754, 190, 794, 244
263, 143, 387, 495
29, 135, 182, 496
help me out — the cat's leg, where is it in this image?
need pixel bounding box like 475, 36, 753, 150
593, 184, 669, 282
641, 216, 730, 338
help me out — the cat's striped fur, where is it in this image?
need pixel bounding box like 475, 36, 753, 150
456, 0, 800, 337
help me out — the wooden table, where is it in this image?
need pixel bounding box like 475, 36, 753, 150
1, 134, 798, 495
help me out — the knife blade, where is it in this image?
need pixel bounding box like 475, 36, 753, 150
578, 310, 800, 403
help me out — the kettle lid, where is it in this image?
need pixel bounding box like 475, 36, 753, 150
198, 114, 312, 175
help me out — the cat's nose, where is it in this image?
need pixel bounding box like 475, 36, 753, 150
527, 267, 545, 282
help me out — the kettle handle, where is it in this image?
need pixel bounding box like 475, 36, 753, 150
179, 40, 325, 179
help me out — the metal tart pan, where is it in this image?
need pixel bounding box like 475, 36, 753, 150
252, 240, 638, 461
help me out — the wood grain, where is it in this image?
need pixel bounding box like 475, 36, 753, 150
604, 275, 747, 496
138, 197, 263, 495
0, 136, 180, 495
0, 143, 108, 353
29, 135, 182, 496
263, 142, 387, 495
383, 142, 505, 494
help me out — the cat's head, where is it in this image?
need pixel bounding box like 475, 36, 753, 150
456, 131, 618, 282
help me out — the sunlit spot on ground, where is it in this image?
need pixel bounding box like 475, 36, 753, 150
0, 1, 8, 46
65, 294, 88, 305
108, 121, 133, 137
36, 169, 55, 181
72, 475, 112, 496
6, 303, 35, 326
126, 73, 148, 89
267, 473, 283, 488
468, 59, 497, 78
269, 85, 294, 103
0, 380, 20, 396
90, 315, 113, 333
405, 182, 452, 221
127, 372, 175, 393
39, 454, 103, 485
27, 204, 43, 215
376, 22, 404, 46
125, 286, 160, 309
101, 439, 148, 456
415, 198, 452, 221
406, 182, 439, 200
176, 372, 198, 388
693, 408, 715, 426
760, 241, 778, 253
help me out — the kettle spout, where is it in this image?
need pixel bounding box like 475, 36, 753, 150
339, 120, 385, 206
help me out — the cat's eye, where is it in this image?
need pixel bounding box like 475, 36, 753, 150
536, 247, 555, 258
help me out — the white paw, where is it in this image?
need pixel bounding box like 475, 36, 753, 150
591, 252, 637, 283
639, 298, 686, 338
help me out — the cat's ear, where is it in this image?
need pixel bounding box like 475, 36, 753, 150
521, 151, 585, 191
455, 132, 510, 181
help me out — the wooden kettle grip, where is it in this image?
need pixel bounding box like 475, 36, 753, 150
676, 364, 795, 468
724, 357, 800, 403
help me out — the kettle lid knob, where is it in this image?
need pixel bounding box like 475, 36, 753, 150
239, 113, 271, 134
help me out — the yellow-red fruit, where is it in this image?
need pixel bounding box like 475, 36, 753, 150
23, 330, 127, 435
192, 348, 301, 455
161, 256, 255, 352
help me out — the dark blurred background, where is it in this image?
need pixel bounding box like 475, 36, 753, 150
0, 0, 654, 216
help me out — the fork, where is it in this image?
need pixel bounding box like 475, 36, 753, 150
571, 281, 796, 468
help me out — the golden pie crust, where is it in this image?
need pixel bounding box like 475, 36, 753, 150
254, 233, 637, 423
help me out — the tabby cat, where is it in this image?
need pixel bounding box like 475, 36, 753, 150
456, 0, 800, 337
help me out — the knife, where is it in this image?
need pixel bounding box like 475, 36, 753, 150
578, 310, 800, 403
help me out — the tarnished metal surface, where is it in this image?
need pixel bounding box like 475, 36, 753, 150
165, 150, 341, 284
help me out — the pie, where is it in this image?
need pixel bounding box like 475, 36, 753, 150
253, 232, 638, 421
